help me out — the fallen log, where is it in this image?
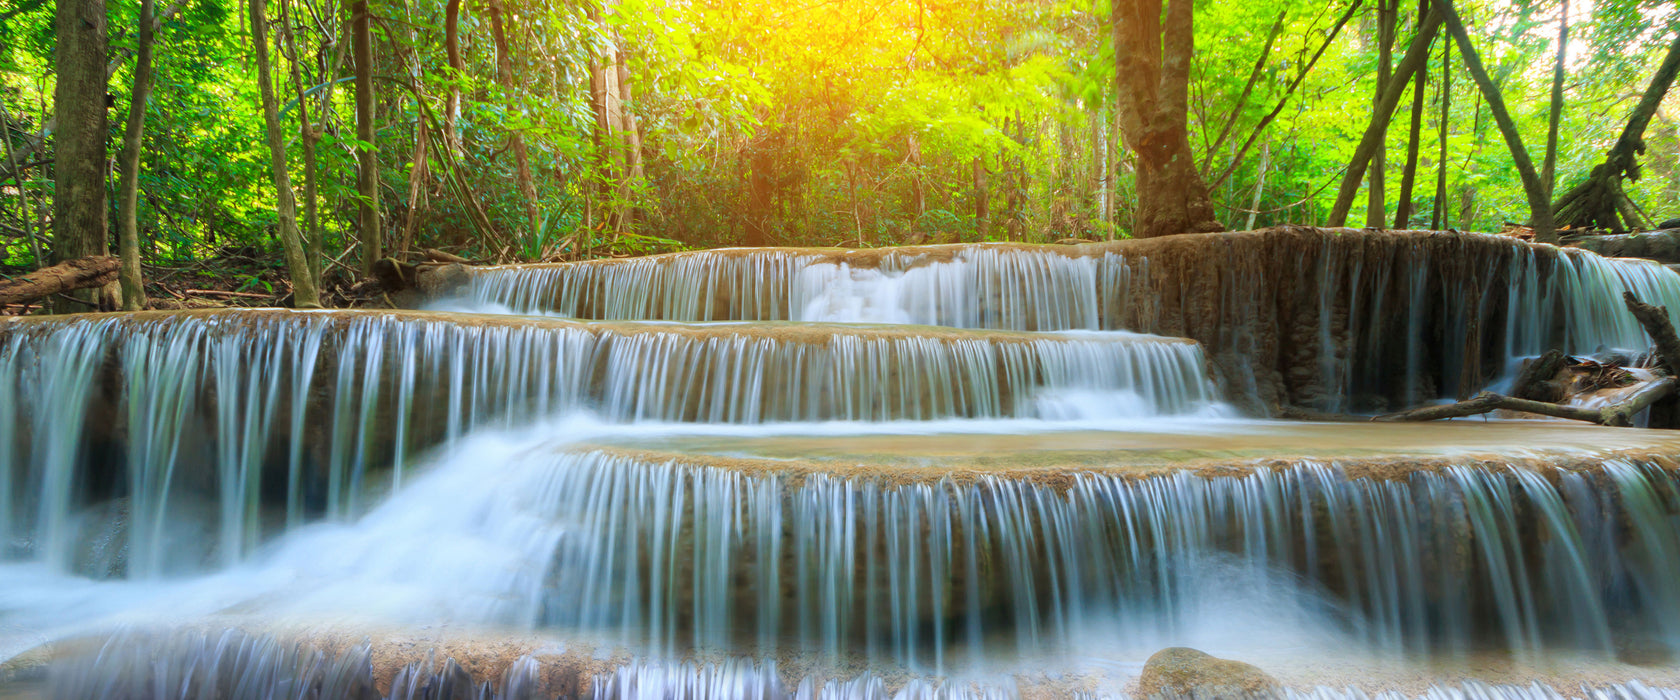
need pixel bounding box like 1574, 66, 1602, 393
0, 256, 120, 306
183, 289, 273, 300
424, 248, 474, 265
1376, 377, 1677, 427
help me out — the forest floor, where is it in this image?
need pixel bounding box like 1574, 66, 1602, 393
0, 248, 390, 316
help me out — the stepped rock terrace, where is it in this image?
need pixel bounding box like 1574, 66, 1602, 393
448, 227, 1680, 413
8, 228, 1680, 698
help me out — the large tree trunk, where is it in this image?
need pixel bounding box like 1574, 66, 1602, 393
1329, 8, 1443, 226
1553, 30, 1680, 232
1542, 0, 1568, 196
116, 0, 157, 311
1112, 0, 1222, 238
1, 3, 185, 189
1367, 0, 1398, 227
54, 0, 110, 312
1395, 0, 1431, 228
1440, 0, 1557, 243
352, 0, 382, 275
250, 0, 322, 308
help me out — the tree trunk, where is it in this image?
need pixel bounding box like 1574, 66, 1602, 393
1207, 0, 1362, 192
973, 155, 989, 239
615, 44, 643, 234
1367, 0, 1398, 227
1246, 141, 1270, 230
1542, 0, 1567, 196
352, 0, 382, 275
1395, 0, 1430, 228
1439, 0, 1556, 243
0, 100, 44, 267
116, 0, 157, 310
486, 0, 538, 250
1112, 0, 1222, 238
585, 3, 614, 234
250, 0, 322, 308
280, 0, 322, 281
1329, 8, 1443, 227
908, 133, 925, 242
1432, 36, 1452, 230
399, 115, 427, 255
1553, 30, 1680, 232
443, 0, 462, 155
53, 0, 109, 312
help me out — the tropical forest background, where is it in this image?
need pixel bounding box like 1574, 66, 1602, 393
2, 0, 1679, 302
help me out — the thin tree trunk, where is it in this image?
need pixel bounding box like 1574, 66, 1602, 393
1542, 0, 1567, 196
615, 44, 643, 234
1208, 0, 1362, 191
116, 0, 157, 310
1201, 11, 1285, 178
585, 3, 614, 234
444, 0, 462, 153
1439, 0, 1556, 242
0, 97, 45, 267
1395, 0, 1431, 228
1432, 36, 1452, 229
1367, 0, 1398, 227
1329, 8, 1443, 226
1246, 141, 1270, 230
399, 116, 427, 255
250, 0, 322, 307
974, 156, 989, 239
54, 0, 109, 312
487, 0, 538, 251
352, 0, 381, 274
279, 0, 322, 281
908, 133, 925, 242
1553, 29, 1680, 232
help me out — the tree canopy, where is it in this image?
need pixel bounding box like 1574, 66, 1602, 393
2, 0, 1679, 302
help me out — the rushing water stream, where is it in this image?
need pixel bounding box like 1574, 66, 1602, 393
6, 230, 1680, 698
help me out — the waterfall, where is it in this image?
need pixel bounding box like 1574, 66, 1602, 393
11, 229, 1680, 697
0, 310, 1221, 577
454, 230, 1680, 412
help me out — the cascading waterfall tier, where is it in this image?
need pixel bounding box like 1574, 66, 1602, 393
485, 424, 1680, 666
449, 227, 1680, 413
0, 309, 1219, 578
37, 624, 1680, 700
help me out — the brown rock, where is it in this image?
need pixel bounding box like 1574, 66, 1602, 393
1136, 647, 1279, 699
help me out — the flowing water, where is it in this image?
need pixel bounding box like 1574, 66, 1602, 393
6, 230, 1680, 698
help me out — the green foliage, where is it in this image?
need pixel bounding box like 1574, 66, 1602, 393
2, 0, 1679, 274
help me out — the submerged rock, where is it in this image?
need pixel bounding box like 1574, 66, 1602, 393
1137, 647, 1278, 699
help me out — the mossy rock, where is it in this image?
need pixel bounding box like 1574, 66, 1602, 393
1137, 647, 1279, 699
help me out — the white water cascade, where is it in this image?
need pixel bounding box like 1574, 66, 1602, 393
6, 229, 1680, 698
